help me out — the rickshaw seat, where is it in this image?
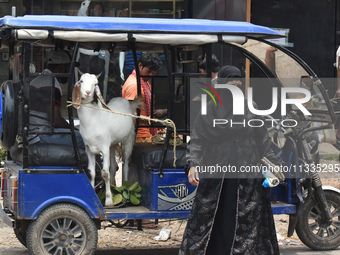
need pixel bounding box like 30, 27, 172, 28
130, 142, 187, 169
10, 142, 88, 167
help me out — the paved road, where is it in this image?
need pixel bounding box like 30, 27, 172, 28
1, 246, 339, 255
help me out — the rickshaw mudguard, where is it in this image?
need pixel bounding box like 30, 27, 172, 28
16, 167, 105, 220
322, 185, 340, 195
287, 214, 299, 237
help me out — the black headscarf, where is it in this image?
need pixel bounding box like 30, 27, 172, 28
218, 65, 241, 80
218, 65, 241, 83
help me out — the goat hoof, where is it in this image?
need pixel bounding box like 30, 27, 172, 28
105, 198, 114, 207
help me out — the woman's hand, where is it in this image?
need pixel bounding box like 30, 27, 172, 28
188, 166, 200, 186
154, 109, 167, 118
336, 88, 340, 98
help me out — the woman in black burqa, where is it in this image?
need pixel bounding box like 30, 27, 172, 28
179, 66, 280, 254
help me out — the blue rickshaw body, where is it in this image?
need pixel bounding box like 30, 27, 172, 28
0, 15, 311, 223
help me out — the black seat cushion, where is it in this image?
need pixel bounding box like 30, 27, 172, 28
130, 143, 187, 169
10, 142, 88, 167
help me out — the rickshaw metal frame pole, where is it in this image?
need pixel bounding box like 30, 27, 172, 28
157, 44, 174, 178
129, 36, 142, 135
185, 74, 190, 133
171, 72, 207, 134
285, 135, 301, 237
22, 42, 31, 169
205, 44, 212, 79
165, 45, 174, 122
253, 37, 337, 125
224, 42, 285, 117
8, 41, 13, 81
67, 42, 83, 172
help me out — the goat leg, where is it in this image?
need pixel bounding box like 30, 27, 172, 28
102, 150, 114, 207
122, 130, 135, 182
109, 145, 117, 186
86, 148, 96, 187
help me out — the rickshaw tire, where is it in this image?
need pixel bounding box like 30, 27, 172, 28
0, 80, 19, 150
26, 203, 98, 255
296, 190, 340, 250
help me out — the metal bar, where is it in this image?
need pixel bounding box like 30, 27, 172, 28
22, 43, 31, 169
206, 44, 212, 79
51, 75, 55, 132
185, 75, 190, 132
253, 36, 336, 124
157, 45, 174, 178
130, 38, 141, 135
67, 42, 83, 173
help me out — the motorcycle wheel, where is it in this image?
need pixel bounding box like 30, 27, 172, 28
296, 190, 340, 250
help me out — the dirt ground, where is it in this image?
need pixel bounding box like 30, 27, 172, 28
0, 214, 302, 251
1, 150, 340, 252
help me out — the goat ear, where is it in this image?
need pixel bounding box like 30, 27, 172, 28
72, 82, 82, 109
95, 85, 111, 110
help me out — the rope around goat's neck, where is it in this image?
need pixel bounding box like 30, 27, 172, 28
67, 101, 178, 167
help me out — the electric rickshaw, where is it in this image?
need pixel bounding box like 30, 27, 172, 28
0, 15, 340, 254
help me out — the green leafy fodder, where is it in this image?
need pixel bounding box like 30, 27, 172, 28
96, 181, 142, 207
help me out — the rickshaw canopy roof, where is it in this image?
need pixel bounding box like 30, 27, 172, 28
0, 15, 281, 45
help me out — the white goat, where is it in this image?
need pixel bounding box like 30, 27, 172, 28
72, 73, 138, 207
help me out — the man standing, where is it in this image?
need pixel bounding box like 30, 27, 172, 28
198, 54, 220, 82
122, 52, 163, 142
122, 52, 163, 229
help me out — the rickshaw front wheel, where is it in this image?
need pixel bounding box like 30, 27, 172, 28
26, 203, 98, 255
296, 190, 340, 250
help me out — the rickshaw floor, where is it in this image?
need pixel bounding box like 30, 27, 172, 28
104, 205, 148, 213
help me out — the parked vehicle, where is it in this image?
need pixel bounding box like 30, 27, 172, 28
0, 15, 339, 254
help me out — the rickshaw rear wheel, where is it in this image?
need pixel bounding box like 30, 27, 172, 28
26, 203, 98, 255
296, 190, 340, 250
